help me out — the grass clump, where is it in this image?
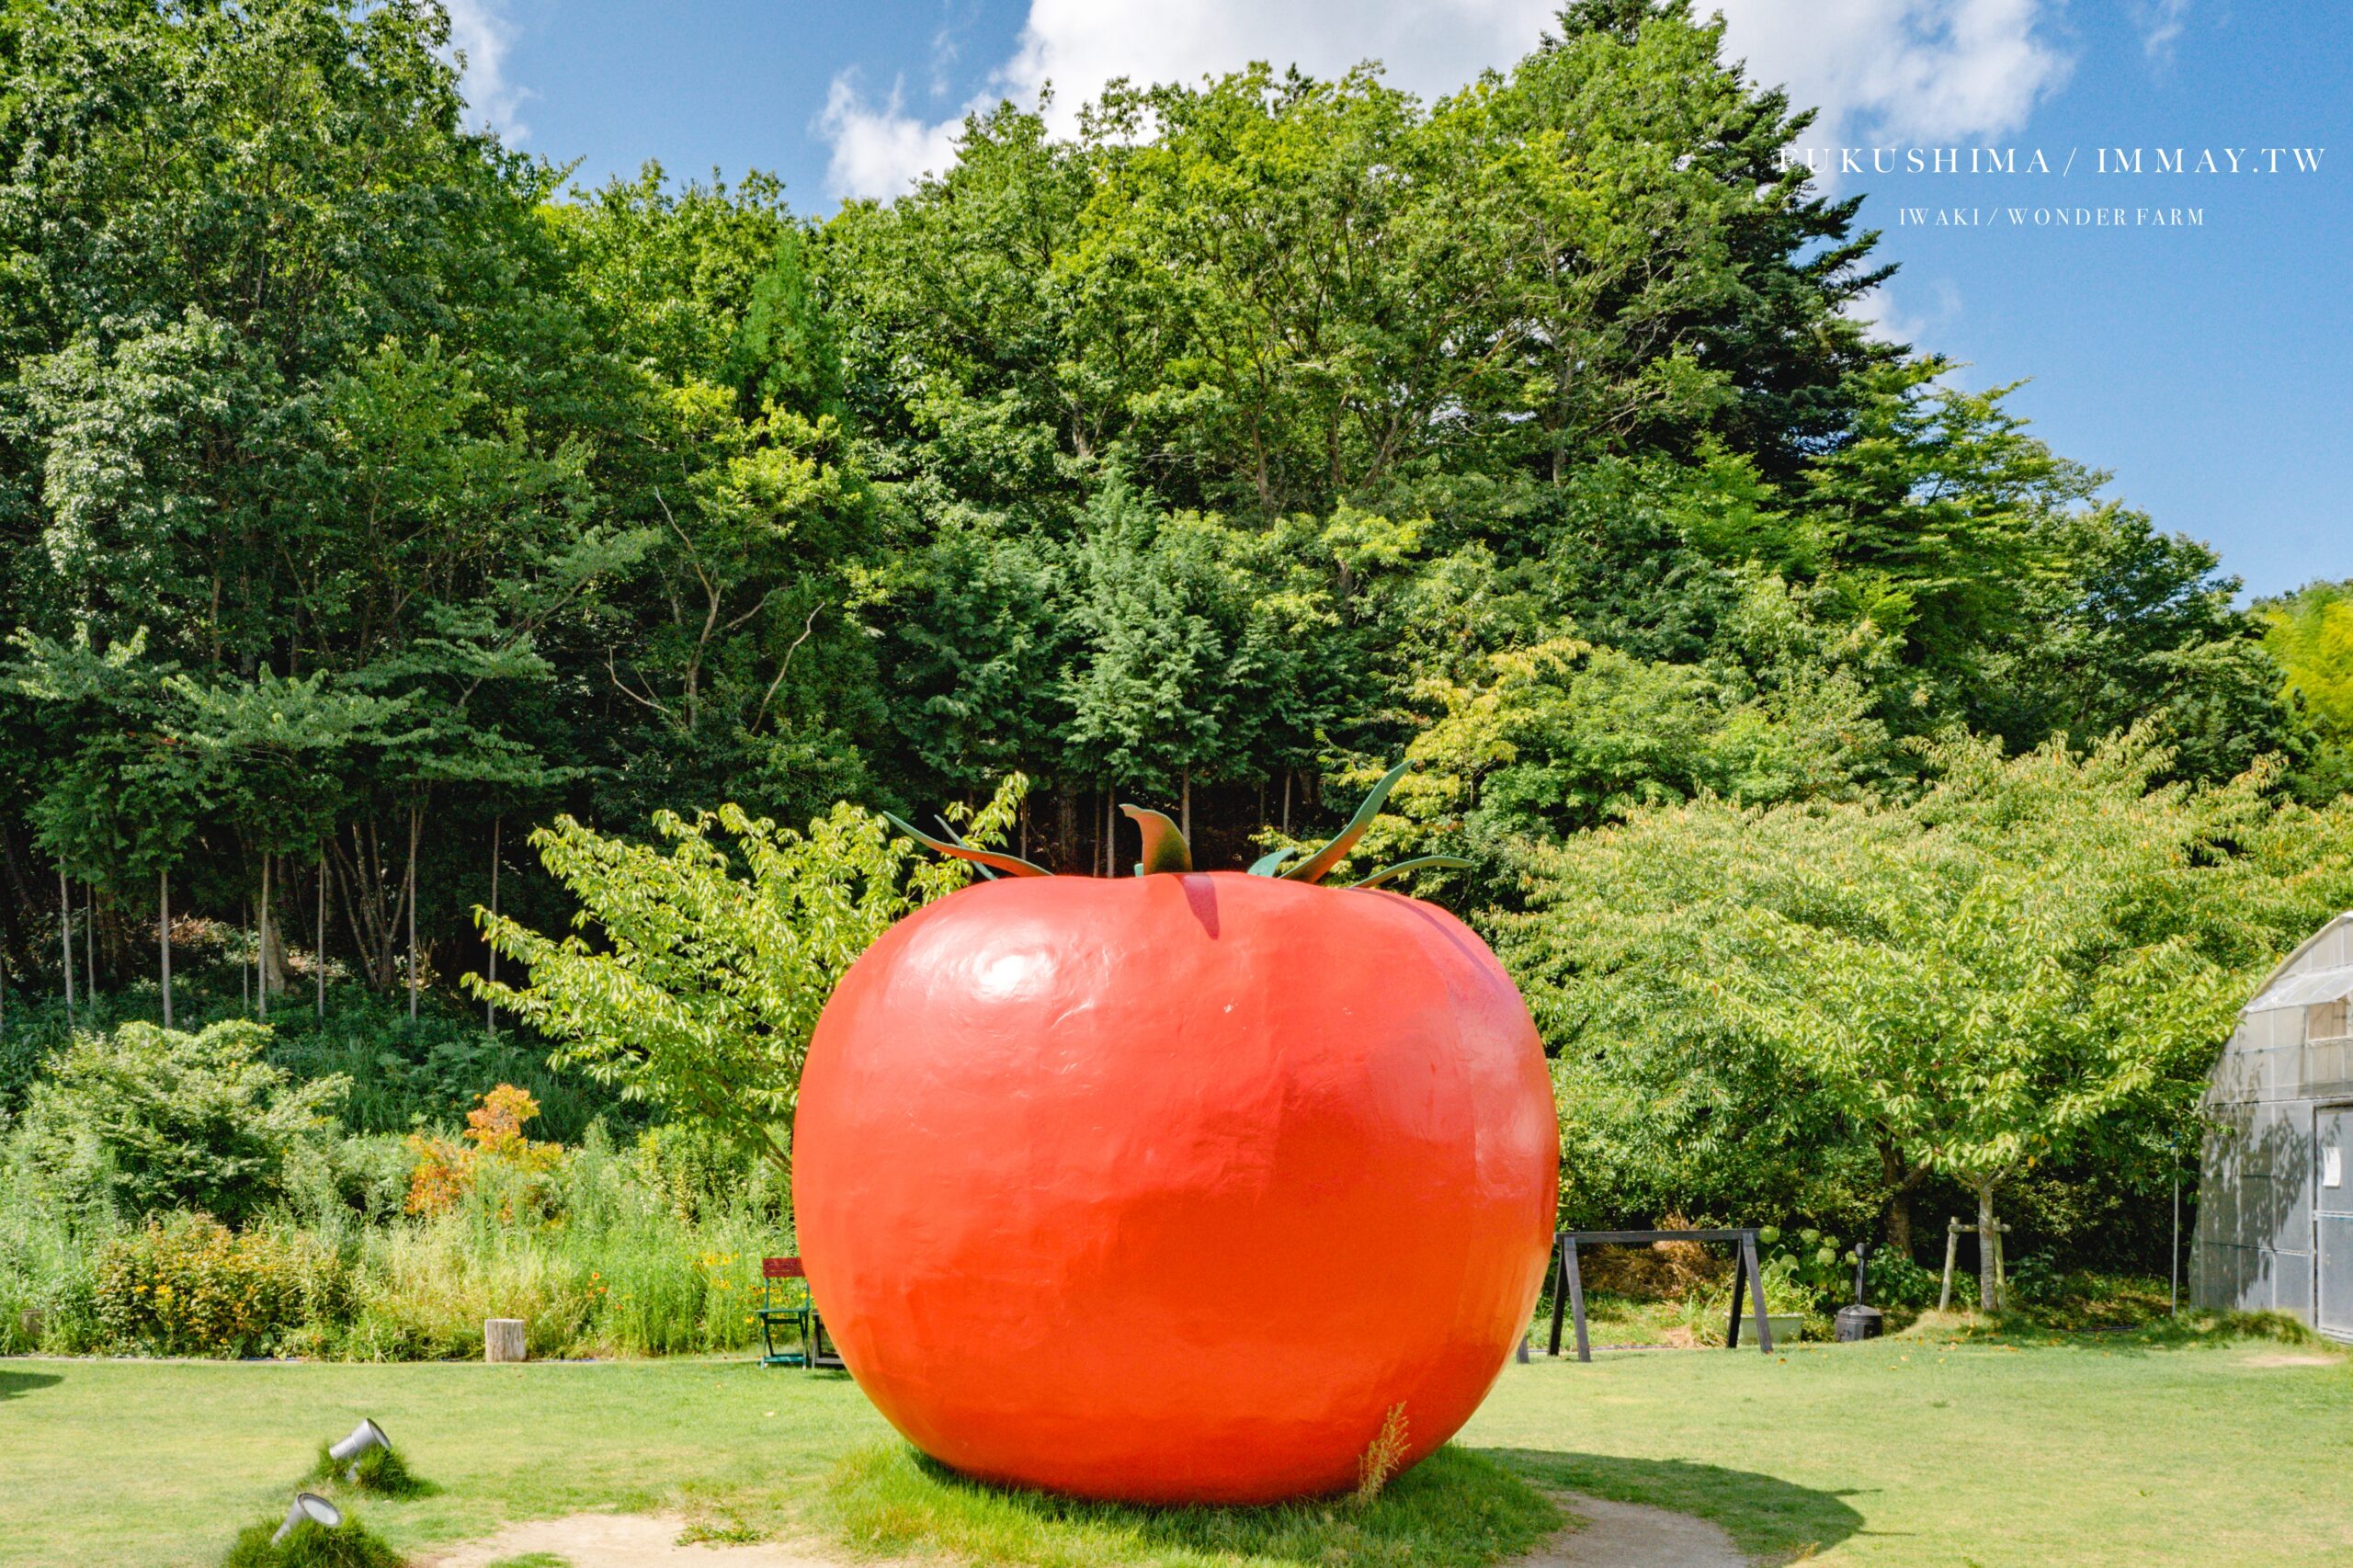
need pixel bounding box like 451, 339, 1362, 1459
305, 1443, 436, 1499
1353, 1403, 1409, 1506
220, 1512, 404, 1568
821, 1440, 1560, 1568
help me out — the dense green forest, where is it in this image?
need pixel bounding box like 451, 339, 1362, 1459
2, 0, 2349, 1357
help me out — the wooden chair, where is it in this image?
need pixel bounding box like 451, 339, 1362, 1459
756, 1256, 843, 1369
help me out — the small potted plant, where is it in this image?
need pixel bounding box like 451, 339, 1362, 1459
1754, 1226, 1851, 1342
1753, 1255, 1810, 1343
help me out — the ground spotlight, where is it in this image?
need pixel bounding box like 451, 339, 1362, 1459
328, 1416, 391, 1476
272, 1493, 343, 1544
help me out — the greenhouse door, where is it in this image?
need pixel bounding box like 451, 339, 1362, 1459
2320, 1106, 2353, 1339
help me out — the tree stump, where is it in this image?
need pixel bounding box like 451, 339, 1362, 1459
484, 1318, 528, 1363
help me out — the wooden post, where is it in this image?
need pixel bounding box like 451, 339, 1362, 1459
1728, 1241, 1745, 1346
1546, 1239, 1568, 1358
1939, 1218, 1961, 1312
158, 869, 172, 1029
1563, 1240, 1590, 1363
484, 1319, 527, 1363
1742, 1232, 1774, 1352
1991, 1220, 2007, 1311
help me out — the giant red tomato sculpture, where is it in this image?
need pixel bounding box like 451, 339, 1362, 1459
791, 772, 1556, 1506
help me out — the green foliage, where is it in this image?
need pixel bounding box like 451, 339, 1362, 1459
0, 0, 2328, 1305
1864, 1248, 1942, 1309
2262, 579, 2353, 796
21, 1021, 346, 1222
7, 1104, 794, 1360
474, 780, 1023, 1172
2264, 580, 2353, 739
92, 1212, 347, 1358
1756, 1225, 1850, 1312
1497, 731, 2353, 1250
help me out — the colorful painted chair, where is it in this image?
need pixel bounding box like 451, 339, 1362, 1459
756, 1256, 842, 1369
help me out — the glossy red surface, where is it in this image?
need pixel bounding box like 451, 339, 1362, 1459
791, 870, 1557, 1505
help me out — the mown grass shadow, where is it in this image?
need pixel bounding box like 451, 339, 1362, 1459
1479, 1447, 1865, 1563
1905, 1307, 2341, 1359
0, 1369, 62, 1401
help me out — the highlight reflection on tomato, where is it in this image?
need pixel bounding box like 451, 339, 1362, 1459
791, 772, 1557, 1505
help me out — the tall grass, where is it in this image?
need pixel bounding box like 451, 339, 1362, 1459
330, 1131, 786, 1359
3, 1108, 792, 1360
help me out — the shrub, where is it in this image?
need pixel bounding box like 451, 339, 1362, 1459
92, 1211, 347, 1357
22, 1020, 347, 1222
404, 1084, 564, 1216
1865, 1246, 1943, 1308
1756, 1225, 1851, 1312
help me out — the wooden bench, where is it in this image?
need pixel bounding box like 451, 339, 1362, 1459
756, 1256, 843, 1369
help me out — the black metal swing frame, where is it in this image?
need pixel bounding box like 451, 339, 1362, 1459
1544, 1228, 1776, 1362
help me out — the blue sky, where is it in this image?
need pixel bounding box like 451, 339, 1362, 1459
453, 1, 2347, 598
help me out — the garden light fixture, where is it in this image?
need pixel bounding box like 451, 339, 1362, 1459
328, 1417, 391, 1476
271, 1493, 343, 1544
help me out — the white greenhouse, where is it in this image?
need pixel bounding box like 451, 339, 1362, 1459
2191, 912, 2353, 1339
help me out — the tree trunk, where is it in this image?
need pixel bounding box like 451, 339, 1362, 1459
1975, 1183, 2000, 1312
58, 865, 74, 1020
84, 882, 96, 1001
315, 848, 327, 1019
485, 816, 500, 1034
257, 853, 270, 1017
1180, 768, 1192, 842
260, 860, 291, 999
1881, 1141, 1925, 1258
158, 869, 172, 1029
1055, 789, 1075, 875
1282, 769, 1292, 834
405, 804, 420, 1023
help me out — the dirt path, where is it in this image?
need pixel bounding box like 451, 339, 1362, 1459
415, 1513, 847, 1568
1517, 1491, 1750, 1568
417, 1491, 1749, 1568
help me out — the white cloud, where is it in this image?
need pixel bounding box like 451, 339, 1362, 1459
821, 74, 968, 201
2130, 0, 2192, 65
1714, 0, 2069, 153
1846, 278, 1962, 347
442, 0, 530, 142
815, 0, 2075, 200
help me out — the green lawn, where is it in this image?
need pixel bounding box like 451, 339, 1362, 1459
3, 1324, 2348, 1567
